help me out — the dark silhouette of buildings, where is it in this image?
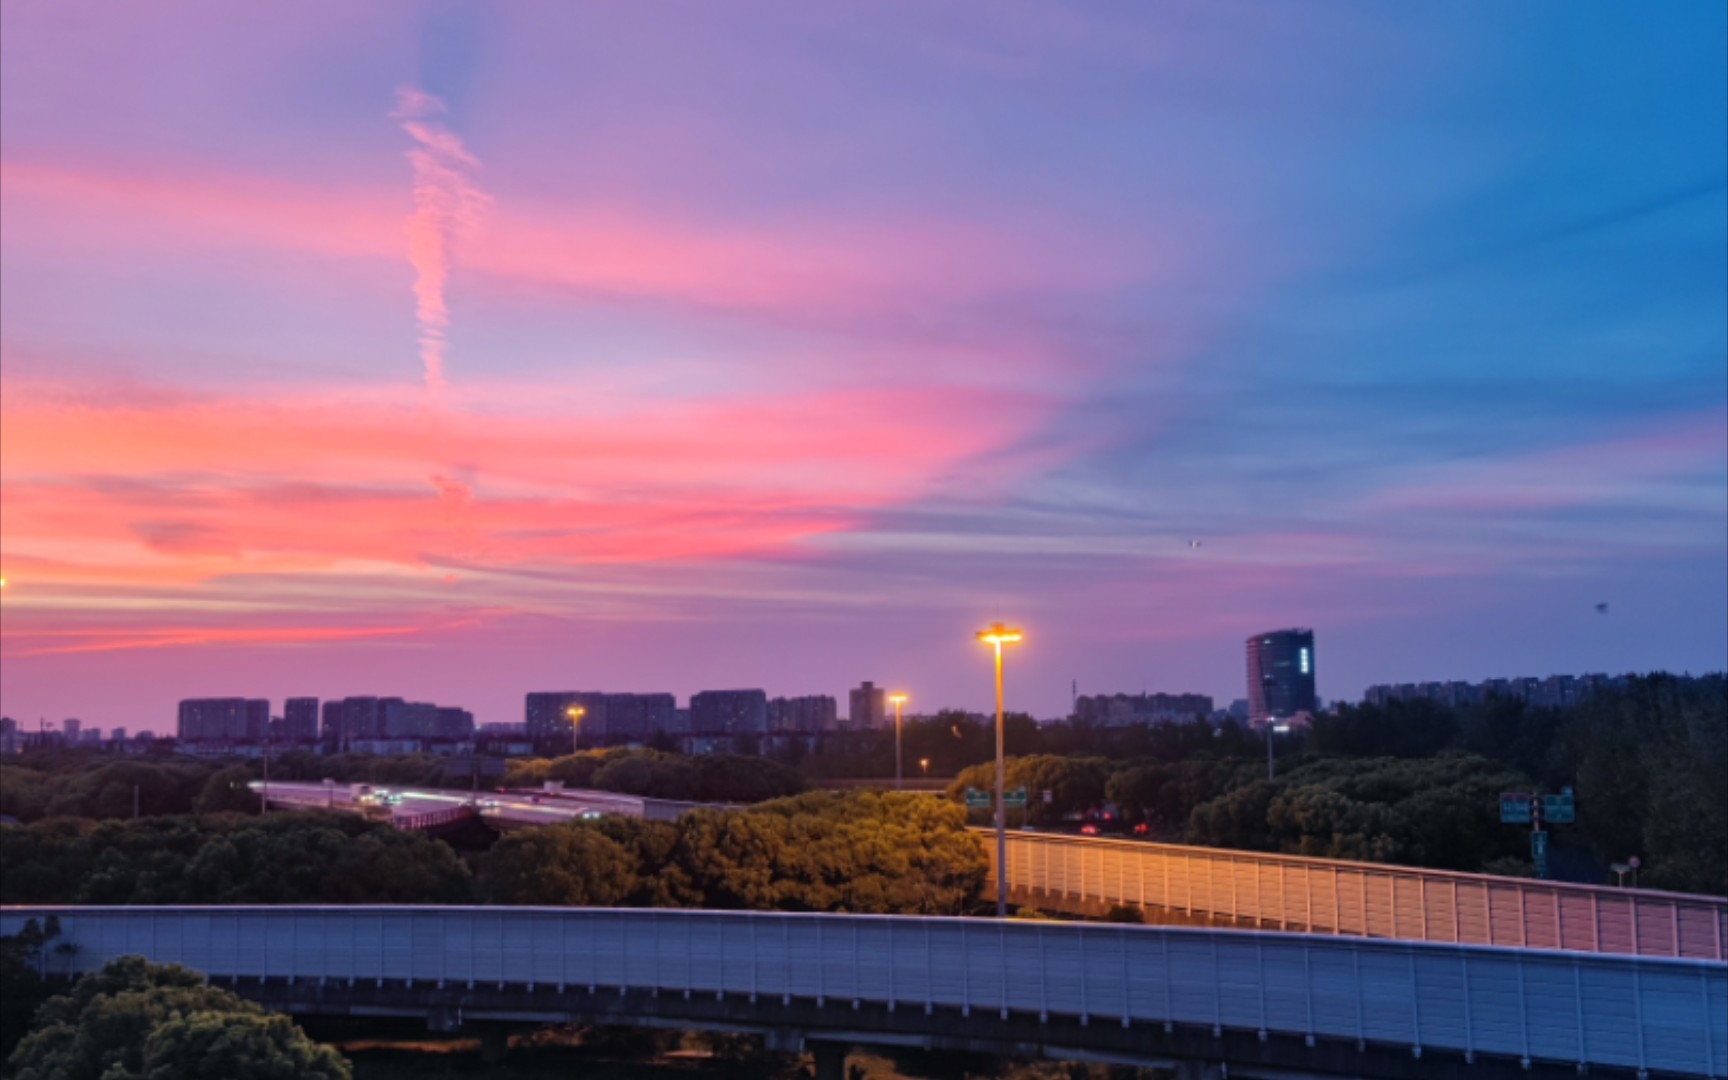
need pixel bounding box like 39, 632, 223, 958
177, 698, 269, 743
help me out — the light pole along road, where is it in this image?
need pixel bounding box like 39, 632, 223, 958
889, 692, 908, 791
977, 621, 1023, 917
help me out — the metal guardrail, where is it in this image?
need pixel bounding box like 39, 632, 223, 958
984, 831, 1728, 961
2, 906, 1721, 1077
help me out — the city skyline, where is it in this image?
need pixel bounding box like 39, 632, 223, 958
3, 4, 1725, 734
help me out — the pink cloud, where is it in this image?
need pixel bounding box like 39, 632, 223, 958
0, 154, 1149, 344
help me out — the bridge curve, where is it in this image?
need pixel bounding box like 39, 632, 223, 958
4, 905, 1722, 1078
987, 830, 1728, 961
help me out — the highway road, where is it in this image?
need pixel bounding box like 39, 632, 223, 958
251, 779, 650, 828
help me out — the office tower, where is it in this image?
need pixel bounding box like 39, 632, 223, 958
1246, 629, 1316, 727
849, 681, 886, 728
690, 690, 768, 736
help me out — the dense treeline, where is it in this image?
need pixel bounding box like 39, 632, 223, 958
0, 756, 241, 824
0, 812, 473, 906
476, 791, 985, 914
502, 748, 808, 803
799, 710, 1261, 779
944, 675, 1726, 894
0, 792, 986, 914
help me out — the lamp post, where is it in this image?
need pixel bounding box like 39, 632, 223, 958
889, 693, 909, 790
1265, 721, 1290, 781
565, 705, 585, 756
977, 621, 1024, 917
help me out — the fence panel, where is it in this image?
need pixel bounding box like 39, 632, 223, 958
987, 831, 1728, 960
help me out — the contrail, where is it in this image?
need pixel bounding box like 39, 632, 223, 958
394, 87, 489, 394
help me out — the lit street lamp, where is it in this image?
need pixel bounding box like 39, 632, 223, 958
565, 705, 586, 756
889, 693, 909, 790
1265, 721, 1290, 781
976, 621, 1024, 917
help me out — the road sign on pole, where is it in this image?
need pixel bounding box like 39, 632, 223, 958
1542, 787, 1575, 823
1004, 787, 1028, 809
1531, 830, 1550, 880
965, 788, 990, 809
1500, 793, 1532, 823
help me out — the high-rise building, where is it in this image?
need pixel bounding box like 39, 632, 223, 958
603, 693, 677, 742
848, 681, 886, 728
283, 698, 319, 743
63, 718, 81, 742
768, 695, 838, 733
525, 691, 608, 748
1246, 629, 1316, 727
690, 690, 768, 736
177, 698, 270, 743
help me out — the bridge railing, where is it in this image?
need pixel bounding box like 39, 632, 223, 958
984, 830, 1728, 961
2, 906, 1722, 1078
394, 806, 477, 831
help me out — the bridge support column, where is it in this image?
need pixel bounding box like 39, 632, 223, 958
810, 1041, 849, 1080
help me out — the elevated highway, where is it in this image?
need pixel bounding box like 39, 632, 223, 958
3, 904, 1722, 1079
985, 831, 1728, 962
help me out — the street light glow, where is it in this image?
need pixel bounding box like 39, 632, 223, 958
888, 693, 908, 706
976, 621, 1024, 918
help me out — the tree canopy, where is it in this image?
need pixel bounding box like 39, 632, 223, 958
5, 956, 349, 1080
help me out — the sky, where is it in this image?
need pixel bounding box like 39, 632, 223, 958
2, 2, 1724, 734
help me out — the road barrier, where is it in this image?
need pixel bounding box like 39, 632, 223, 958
3, 905, 1721, 1077
985, 830, 1728, 961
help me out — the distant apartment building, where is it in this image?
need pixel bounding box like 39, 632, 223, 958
524, 691, 608, 749
320, 696, 472, 749
768, 695, 838, 734
1246, 629, 1317, 727
690, 689, 768, 736
1364, 672, 1629, 709
0, 717, 19, 756
282, 697, 320, 743
178, 698, 270, 743
601, 693, 678, 742
848, 681, 887, 728
62, 718, 81, 742
1074, 691, 1214, 726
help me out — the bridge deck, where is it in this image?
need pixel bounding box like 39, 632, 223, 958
4, 905, 1722, 1078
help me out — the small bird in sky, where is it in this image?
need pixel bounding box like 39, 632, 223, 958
1187, 539, 1203, 549
1595, 602, 1610, 614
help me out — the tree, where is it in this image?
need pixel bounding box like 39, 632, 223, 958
132, 1008, 350, 1079
4, 956, 349, 1080
194, 766, 259, 815
477, 824, 639, 906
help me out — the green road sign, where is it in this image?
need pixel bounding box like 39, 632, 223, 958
1500, 793, 1532, 823
1542, 788, 1575, 824
1004, 787, 1028, 809
964, 788, 990, 809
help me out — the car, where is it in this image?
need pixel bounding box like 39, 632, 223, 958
1132, 823, 1151, 836
580, 810, 603, 820
1080, 823, 1100, 836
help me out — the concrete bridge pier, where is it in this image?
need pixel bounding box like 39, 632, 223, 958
809, 1040, 850, 1080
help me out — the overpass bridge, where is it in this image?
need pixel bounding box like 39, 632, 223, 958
986, 831, 1728, 962
4, 905, 1723, 1079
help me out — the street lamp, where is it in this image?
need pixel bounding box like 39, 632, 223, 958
919, 757, 930, 777
977, 621, 1024, 917
888, 693, 909, 790
565, 705, 586, 756
1265, 721, 1290, 781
